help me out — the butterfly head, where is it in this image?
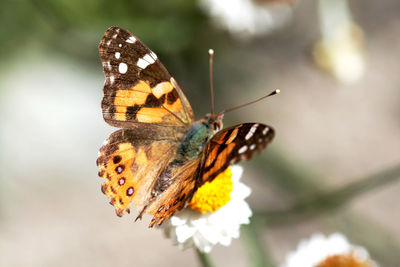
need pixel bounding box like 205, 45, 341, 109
205, 113, 224, 132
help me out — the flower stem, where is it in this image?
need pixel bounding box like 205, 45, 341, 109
195, 248, 216, 267
243, 217, 275, 267
259, 163, 400, 226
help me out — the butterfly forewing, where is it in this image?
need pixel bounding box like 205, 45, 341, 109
99, 27, 195, 128
200, 123, 275, 184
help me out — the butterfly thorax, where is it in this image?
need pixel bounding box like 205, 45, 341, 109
178, 114, 223, 159
178, 122, 211, 159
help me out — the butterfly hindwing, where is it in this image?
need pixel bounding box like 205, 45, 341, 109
144, 159, 201, 227
96, 128, 184, 217
200, 123, 275, 184
99, 27, 195, 128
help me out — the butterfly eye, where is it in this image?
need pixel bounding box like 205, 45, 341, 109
213, 120, 223, 131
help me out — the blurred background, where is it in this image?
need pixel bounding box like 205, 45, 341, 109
1, 0, 400, 266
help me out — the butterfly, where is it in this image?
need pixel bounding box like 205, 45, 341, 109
97, 27, 275, 227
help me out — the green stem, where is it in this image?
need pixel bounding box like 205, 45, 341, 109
243, 217, 275, 267
259, 164, 400, 226
195, 248, 215, 267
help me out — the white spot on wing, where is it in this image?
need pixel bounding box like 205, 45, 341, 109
262, 128, 269, 135
110, 75, 115, 84
137, 58, 150, 69
112, 33, 117, 39
118, 44, 122, 47
238, 145, 248, 154
126, 36, 136, 43
250, 144, 256, 150
245, 132, 253, 140
150, 51, 158, 60
153, 83, 165, 97
106, 40, 111, 46
143, 54, 155, 64
115, 52, 120, 59
118, 63, 128, 74
245, 123, 259, 140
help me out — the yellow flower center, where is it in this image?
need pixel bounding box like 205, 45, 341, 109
189, 167, 234, 213
316, 254, 374, 267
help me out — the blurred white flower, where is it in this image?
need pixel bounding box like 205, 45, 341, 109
162, 166, 252, 253
199, 0, 293, 39
313, 23, 365, 85
313, 0, 365, 84
281, 233, 378, 267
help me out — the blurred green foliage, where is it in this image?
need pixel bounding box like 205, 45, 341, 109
2, 0, 222, 62
1, 0, 242, 112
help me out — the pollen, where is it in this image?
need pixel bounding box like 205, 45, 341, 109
189, 167, 234, 213
316, 254, 374, 267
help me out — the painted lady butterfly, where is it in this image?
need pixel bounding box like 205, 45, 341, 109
97, 27, 275, 227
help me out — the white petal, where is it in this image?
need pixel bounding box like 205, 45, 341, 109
231, 181, 251, 200
193, 233, 213, 253
231, 165, 243, 181
170, 214, 188, 225
175, 225, 197, 243
218, 234, 233, 246
198, 224, 221, 244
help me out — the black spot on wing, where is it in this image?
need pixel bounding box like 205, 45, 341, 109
144, 94, 159, 107
167, 92, 178, 105
141, 61, 170, 87
113, 155, 122, 164
159, 94, 166, 103
126, 105, 140, 120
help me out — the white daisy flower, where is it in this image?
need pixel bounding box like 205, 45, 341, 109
199, 0, 293, 39
281, 233, 378, 267
162, 165, 252, 253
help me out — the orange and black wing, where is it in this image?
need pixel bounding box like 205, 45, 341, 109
97, 127, 200, 227
96, 128, 183, 218
200, 123, 275, 184
142, 159, 201, 227
99, 27, 195, 128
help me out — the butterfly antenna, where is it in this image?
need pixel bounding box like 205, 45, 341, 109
218, 89, 280, 116
209, 49, 215, 115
